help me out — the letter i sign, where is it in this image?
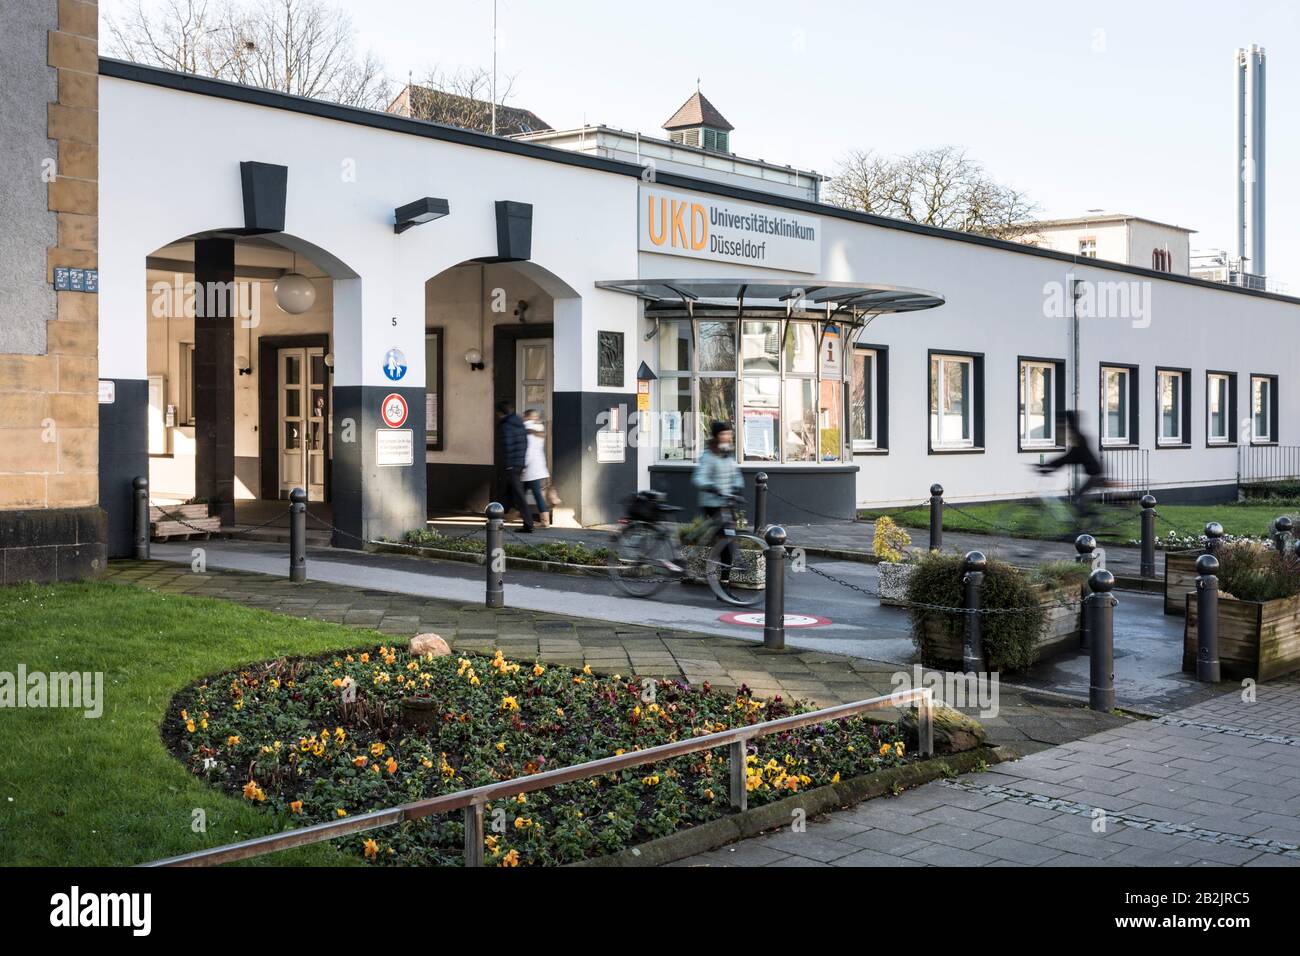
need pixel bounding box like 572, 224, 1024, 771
381, 393, 408, 428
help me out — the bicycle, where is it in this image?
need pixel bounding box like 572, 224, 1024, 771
606, 491, 769, 606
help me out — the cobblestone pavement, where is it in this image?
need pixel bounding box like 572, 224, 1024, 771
678, 677, 1300, 868
103, 560, 1126, 752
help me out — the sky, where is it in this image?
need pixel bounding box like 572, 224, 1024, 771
109, 0, 1300, 289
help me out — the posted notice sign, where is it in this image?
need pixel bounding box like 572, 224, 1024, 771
376, 429, 414, 467
639, 186, 821, 273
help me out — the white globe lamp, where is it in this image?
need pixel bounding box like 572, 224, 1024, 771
274, 273, 316, 314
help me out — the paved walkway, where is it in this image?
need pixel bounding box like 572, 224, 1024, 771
679, 677, 1300, 867
103, 559, 1126, 753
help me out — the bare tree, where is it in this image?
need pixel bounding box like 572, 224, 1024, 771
103, 0, 388, 109
403, 66, 522, 133
828, 146, 1040, 241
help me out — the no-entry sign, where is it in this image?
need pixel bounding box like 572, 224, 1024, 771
381, 393, 408, 428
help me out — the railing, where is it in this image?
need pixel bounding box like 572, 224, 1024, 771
143, 686, 936, 868
1238, 444, 1300, 488
1100, 447, 1149, 503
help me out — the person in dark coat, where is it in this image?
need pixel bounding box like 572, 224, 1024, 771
1036, 411, 1105, 516
495, 400, 534, 532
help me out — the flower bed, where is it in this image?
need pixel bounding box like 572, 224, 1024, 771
166, 647, 910, 867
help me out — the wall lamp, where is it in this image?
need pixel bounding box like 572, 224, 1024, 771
394, 197, 450, 234
464, 348, 485, 371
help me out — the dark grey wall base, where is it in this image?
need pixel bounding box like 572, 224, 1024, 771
98, 377, 148, 558
331, 385, 427, 549
553, 391, 638, 527
650, 464, 859, 524
0, 507, 107, 585
427, 463, 496, 514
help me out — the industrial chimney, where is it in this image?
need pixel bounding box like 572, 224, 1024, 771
1236, 45, 1266, 279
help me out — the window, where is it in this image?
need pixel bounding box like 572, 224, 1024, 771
1101, 364, 1138, 446
1019, 359, 1063, 448
1152, 248, 1172, 272
179, 342, 196, 426
702, 128, 729, 152
653, 316, 849, 464
850, 347, 887, 451
1079, 237, 1097, 258
425, 329, 443, 450
929, 353, 980, 450
1155, 367, 1190, 446
1206, 371, 1237, 445
1251, 374, 1278, 444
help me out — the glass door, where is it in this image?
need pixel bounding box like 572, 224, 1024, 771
278, 347, 326, 499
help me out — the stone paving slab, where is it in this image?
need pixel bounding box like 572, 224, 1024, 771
680, 676, 1300, 868
102, 560, 1124, 751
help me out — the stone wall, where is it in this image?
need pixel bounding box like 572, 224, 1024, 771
0, 0, 105, 582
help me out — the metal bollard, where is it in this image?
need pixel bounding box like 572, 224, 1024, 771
289, 488, 307, 583
1140, 494, 1158, 578
133, 476, 150, 560
1195, 553, 1221, 683
754, 472, 769, 532
962, 550, 987, 672
762, 525, 787, 651
1273, 516, 1293, 555
929, 484, 944, 551
1204, 522, 1225, 556
485, 502, 505, 608
1086, 569, 1117, 712
1076, 534, 1097, 649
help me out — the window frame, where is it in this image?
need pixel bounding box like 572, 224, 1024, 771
178, 341, 196, 427
1017, 356, 1066, 452
1099, 362, 1139, 448
1205, 370, 1237, 447
424, 327, 444, 451
850, 344, 889, 454
1154, 366, 1191, 449
927, 349, 984, 454
1250, 373, 1279, 445
1078, 237, 1097, 258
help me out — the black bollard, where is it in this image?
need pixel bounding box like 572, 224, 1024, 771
1195, 553, 1221, 683
133, 476, 150, 560
1076, 534, 1097, 649
754, 472, 769, 533
1273, 516, 1293, 555
929, 484, 944, 551
762, 526, 787, 651
1140, 494, 1158, 578
485, 502, 505, 608
289, 488, 307, 583
1204, 522, 1225, 556
1086, 569, 1117, 712
962, 551, 987, 672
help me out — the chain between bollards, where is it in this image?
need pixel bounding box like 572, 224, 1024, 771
1086, 569, 1117, 712
762, 525, 787, 650
133, 476, 150, 560
754, 472, 769, 533
1140, 494, 1157, 578
485, 502, 505, 608
929, 484, 944, 551
288, 488, 307, 583
1195, 553, 1221, 683
962, 550, 986, 672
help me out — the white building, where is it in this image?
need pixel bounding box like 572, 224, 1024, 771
1031, 212, 1195, 275
93, 61, 1300, 558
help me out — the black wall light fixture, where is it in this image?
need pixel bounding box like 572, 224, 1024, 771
394, 197, 450, 234
240, 161, 288, 234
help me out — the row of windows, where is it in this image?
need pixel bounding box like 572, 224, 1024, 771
652, 321, 1280, 462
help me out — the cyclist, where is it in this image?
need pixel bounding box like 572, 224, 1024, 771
692, 420, 744, 572
1035, 411, 1105, 519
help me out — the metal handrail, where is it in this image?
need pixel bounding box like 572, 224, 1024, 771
143, 686, 936, 868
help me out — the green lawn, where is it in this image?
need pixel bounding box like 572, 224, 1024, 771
0, 581, 374, 866
864, 499, 1300, 546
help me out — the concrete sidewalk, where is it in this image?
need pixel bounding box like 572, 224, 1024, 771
103, 559, 1129, 753
679, 677, 1300, 868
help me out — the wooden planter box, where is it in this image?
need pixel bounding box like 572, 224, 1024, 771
1164, 550, 1202, 616
1184, 591, 1300, 682
917, 584, 1084, 672
149, 503, 221, 541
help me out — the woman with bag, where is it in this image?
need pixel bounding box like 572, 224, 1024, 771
521, 409, 552, 529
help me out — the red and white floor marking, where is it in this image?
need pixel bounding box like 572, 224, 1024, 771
719, 611, 831, 629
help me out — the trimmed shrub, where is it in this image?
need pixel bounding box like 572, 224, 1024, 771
1216, 540, 1300, 603
905, 551, 1045, 672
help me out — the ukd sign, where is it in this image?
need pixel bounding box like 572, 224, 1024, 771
639, 187, 821, 273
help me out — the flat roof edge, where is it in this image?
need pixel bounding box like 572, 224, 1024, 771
100, 58, 1299, 308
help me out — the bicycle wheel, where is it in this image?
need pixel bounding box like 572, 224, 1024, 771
705, 532, 768, 607
607, 523, 674, 597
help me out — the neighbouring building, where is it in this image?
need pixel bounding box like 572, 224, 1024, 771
0, 0, 105, 584
1030, 212, 1195, 275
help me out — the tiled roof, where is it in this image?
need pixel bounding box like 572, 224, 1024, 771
391, 84, 551, 136
663, 90, 733, 132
